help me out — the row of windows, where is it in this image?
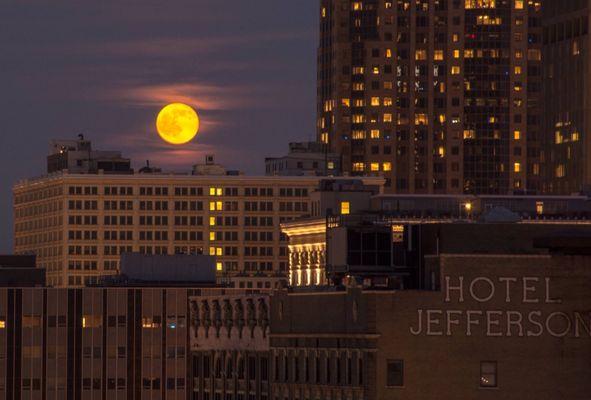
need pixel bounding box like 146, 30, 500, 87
65, 186, 311, 198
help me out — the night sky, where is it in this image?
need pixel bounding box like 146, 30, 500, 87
0, 1, 318, 252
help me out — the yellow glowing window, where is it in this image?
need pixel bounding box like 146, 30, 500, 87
438, 147, 446, 157
452, 34, 459, 42
340, 202, 351, 215
209, 247, 215, 256
451, 66, 461, 75
209, 187, 222, 196
383, 162, 392, 172
383, 97, 393, 106
372, 66, 380, 74
434, 50, 444, 61
572, 132, 580, 141
536, 202, 544, 215
439, 114, 446, 124
370, 163, 380, 171
342, 98, 350, 107
209, 232, 216, 241
514, 163, 521, 173
453, 49, 460, 59
515, 0, 523, 9
321, 7, 326, 17
514, 130, 521, 140
216, 262, 223, 271
327, 161, 335, 170
352, 2, 362, 10
321, 133, 328, 144
415, 114, 428, 125
0, 320, 5, 329
209, 217, 216, 226
209, 201, 222, 211
386, 49, 392, 58
370, 129, 380, 139
352, 130, 366, 139
384, 113, 392, 122
371, 97, 380, 106
415, 50, 427, 60
352, 67, 364, 75
352, 163, 365, 172
514, 66, 522, 75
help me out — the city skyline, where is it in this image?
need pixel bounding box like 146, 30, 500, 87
0, 0, 319, 252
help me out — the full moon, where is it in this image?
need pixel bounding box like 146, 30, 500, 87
156, 103, 200, 145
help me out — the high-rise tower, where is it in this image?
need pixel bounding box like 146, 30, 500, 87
318, 0, 542, 194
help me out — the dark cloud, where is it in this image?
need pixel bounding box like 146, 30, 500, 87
0, 1, 318, 251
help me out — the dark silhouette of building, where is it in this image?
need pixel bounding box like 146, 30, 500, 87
0, 255, 44, 287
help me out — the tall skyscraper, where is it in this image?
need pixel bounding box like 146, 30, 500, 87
542, 0, 591, 194
318, 0, 542, 194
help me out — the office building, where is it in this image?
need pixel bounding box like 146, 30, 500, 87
542, 1, 591, 194
317, 0, 542, 195
13, 148, 384, 288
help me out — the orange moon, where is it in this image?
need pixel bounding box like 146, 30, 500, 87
156, 103, 200, 145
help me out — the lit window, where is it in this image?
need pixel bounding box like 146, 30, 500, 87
352, 163, 365, 172
514, 162, 521, 173
370, 163, 380, 171
434, 50, 444, 61
209, 232, 216, 241
451, 66, 461, 75
216, 262, 223, 271
209, 201, 223, 211
480, 362, 497, 388
514, 130, 521, 140
536, 202, 544, 215
514, 0, 523, 9
370, 129, 380, 139
371, 97, 380, 106
0, 319, 5, 329
209, 217, 216, 226
209, 187, 222, 196
340, 202, 350, 215
383, 162, 392, 172
327, 161, 335, 170
415, 50, 427, 60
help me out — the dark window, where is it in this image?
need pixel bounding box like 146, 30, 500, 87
386, 360, 404, 387
480, 361, 497, 388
